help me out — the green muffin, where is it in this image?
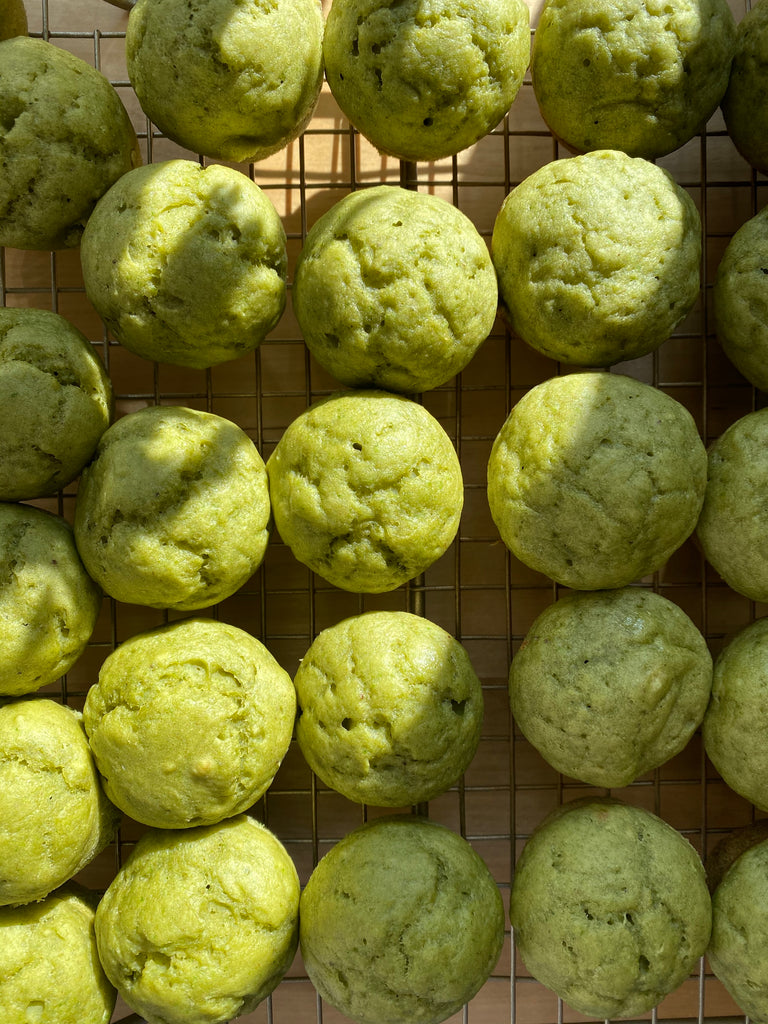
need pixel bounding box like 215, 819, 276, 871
722, 0, 768, 176
84, 618, 296, 829
491, 151, 701, 366
510, 798, 712, 1019
74, 406, 271, 611
0, 699, 119, 907
293, 185, 498, 392
0, 36, 141, 250
0, 0, 27, 40
95, 816, 300, 1024
510, 588, 712, 787
0, 885, 117, 1024
295, 611, 483, 806
81, 160, 287, 369
267, 391, 463, 593
487, 372, 707, 589
300, 816, 504, 1024
531, 0, 736, 159
0, 503, 102, 698
323, 0, 530, 162
126, 0, 324, 163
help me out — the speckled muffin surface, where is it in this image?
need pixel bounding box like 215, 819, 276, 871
73, 405, 271, 610
510, 588, 712, 787
292, 185, 498, 392
323, 0, 530, 162
531, 0, 736, 159
0, 36, 140, 250
510, 798, 712, 1019
487, 372, 707, 589
81, 160, 287, 369
491, 150, 701, 366
294, 611, 483, 806
300, 815, 504, 1024
126, 0, 324, 163
95, 817, 300, 1024
722, 0, 768, 176
0, 0, 27, 40
84, 618, 296, 828
267, 391, 463, 593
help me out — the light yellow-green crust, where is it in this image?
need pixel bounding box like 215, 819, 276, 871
0, 503, 102, 697
126, 0, 324, 163
0, 885, 117, 1024
491, 151, 701, 366
323, 0, 530, 162
0, 699, 120, 907
696, 408, 768, 602
300, 815, 504, 1024
487, 372, 707, 589
510, 798, 712, 1019
0, 36, 141, 250
294, 611, 483, 806
510, 588, 712, 788
74, 406, 271, 611
81, 160, 287, 370
0, 308, 112, 499
84, 618, 296, 829
722, 0, 768, 176
0, 0, 27, 40
531, 0, 736, 159
267, 391, 463, 593
293, 186, 497, 392
95, 816, 300, 1024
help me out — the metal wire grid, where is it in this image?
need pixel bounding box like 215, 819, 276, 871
2, 0, 765, 1021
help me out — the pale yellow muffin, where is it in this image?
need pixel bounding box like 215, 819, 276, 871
722, 0, 768, 176
0, 0, 27, 40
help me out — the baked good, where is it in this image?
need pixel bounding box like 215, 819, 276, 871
266, 390, 463, 593
706, 820, 768, 893
323, 0, 530, 162
95, 816, 300, 1024
722, 0, 768, 176
126, 0, 324, 163
0, 885, 117, 1024
0, 699, 119, 907
73, 405, 271, 610
491, 150, 701, 366
487, 372, 707, 589
531, 0, 736, 159
510, 797, 712, 1019
0, 0, 27, 39
0, 502, 102, 697
0, 307, 112, 499
81, 160, 287, 369
294, 610, 483, 806
696, 408, 768, 602
300, 815, 504, 1024
292, 185, 498, 392
84, 617, 296, 828
0, 36, 141, 250
510, 587, 712, 787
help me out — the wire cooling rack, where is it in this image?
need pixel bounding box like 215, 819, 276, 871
2, 0, 765, 1021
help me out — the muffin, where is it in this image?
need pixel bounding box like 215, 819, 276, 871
510, 798, 712, 1019
294, 611, 483, 806
0, 699, 119, 907
74, 405, 271, 610
267, 390, 463, 593
300, 815, 504, 1024
510, 587, 713, 787
0, 885, 117, 1024
491, 150, 701, 366
0, 308, 112, 499
531, 0, 736, 159
0, 502, 102, 697
95, 816, 300, 1024
126, 0, 324, 163
292, 185, 498, 393
696, 408, 768, 602
722, 0, 768, 176
487, 372, 707, 589
84, 618, 296, 828
0, 0, 27, 40
81, 160, 287, 369
323, 0, 530, 162
0, 36, 141, 250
